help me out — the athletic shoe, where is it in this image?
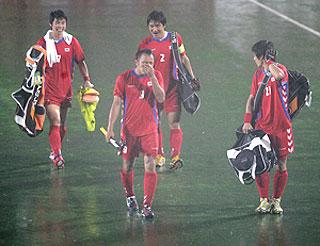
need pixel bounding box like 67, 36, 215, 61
52, 154, 65, 169
126, 196, 139, 215
49, 151, 55, 161
141, 205, 155, 220
155, 154, 166, 167
168, 155, 183, 170
255, 198, 271, 214
270, 197, 283, 214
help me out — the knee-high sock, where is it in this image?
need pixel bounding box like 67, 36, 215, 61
49, 125, 61, 155
170, 128, 183, 158
120, 169, 134, 197
60, 126, 67, 142
273, 170, 288, 198
255, 172, 270, 198
143, 171, 158, 207
158, 127, 164, 155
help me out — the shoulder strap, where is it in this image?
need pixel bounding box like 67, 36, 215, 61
251, 73, 271, 126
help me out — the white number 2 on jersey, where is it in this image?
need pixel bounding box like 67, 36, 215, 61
160, 53, 165, 63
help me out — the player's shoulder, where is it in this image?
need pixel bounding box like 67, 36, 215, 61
139, 35, 154, 46
117, 70, 132, 80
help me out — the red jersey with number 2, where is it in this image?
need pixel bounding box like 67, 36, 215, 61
138, 32, 186, 93
250, 64, 292, 134
114, 69, 164, 137
37, 37, 85, 100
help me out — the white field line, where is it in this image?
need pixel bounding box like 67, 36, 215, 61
248, 0, 320, 38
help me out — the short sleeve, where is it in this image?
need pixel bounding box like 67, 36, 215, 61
250, 70, 259, 97
177, 33, 186, 56
72, 37, 85, 63
114, 74, 125, 99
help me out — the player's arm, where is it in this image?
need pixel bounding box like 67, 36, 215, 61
266, 61, 285, 81
242, 95, 254, 134
143, 65, 165, 103
181, 54, 195, 79
78, 60, 94, 88
106, 95, 122, 142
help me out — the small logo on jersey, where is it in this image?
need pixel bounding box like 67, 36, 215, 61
168, 46, 172, 50
65, 48, 70, 52
271, 77, 275, 82
147, 81, 152, 86
127, 85, 135, 88
151, 48, 156, 51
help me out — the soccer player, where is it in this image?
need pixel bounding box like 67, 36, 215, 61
36, 10, 93, 168
105, 49, 165, 219
243, 40, 294, 214
138, 10, 200, 169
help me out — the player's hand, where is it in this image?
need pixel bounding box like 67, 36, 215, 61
83, 80, 94, 88
105, 129, 115, 142
191, 77, 201, 91
242, 123, 253, 134
143, 64, 155, 78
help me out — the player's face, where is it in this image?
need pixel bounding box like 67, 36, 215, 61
253, 53, 263, 68
50, 18, 67, 37
148, 21, 166, 39
135, 54, 154, 74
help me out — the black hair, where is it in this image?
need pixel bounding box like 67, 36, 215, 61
49, 9, 67, 24
135, 48, 154, 60
147, 10, 166, 26
251, 40, 277, 61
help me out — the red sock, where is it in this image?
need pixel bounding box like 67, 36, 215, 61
273, 170, 288, 198
170, 128, 183, 158
158, 127, 164, 156
255, 172, 270, 198
49, 125, 61, 155
120, 169, 134, 197
60, 126, 67, 142
143, 171, 158, 207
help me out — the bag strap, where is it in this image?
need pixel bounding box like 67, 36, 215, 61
171, 32, 189, 83
251, 72, 271, 126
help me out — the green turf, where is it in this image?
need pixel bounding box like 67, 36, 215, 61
1, 0, 320, 245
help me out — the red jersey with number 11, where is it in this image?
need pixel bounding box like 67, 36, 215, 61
250, 64, 292, 134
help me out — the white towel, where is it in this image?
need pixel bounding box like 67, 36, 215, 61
44, 30, 73, 67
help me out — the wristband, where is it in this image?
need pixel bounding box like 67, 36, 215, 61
244, 112, 252, 123
83, 75, 90, 81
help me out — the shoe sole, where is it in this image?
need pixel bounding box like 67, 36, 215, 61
169, 159, 183, 170
255, 208, 271, 214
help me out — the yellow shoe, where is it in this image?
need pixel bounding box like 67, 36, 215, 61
271, 198, 283, 215
255, 198, 271, 214
155, 154, 166, 167
169, 155, 183, 170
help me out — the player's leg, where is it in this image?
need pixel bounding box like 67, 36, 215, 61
120, 133, 139, 214
59, 100, 71, 143
271, 128, 293, 214
46, 103, 64, 168
271, 157, 288, 214
121, 158, 139, 214
255, 171, 271, 213
155, 105, 165, 167
141, 133, 158, 219
167, 111, 183, 169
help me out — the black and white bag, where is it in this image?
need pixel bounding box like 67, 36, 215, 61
227, 130, 277, 184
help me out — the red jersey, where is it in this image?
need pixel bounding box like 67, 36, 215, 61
250, 64, 292, 134
138, 32, 186, 94
114, 69, 164, 137
37, 36, 85, 100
